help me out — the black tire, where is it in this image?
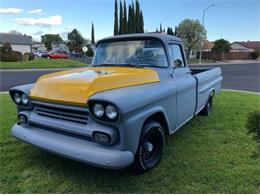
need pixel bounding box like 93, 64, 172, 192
200, 97, 213, 116
133, 121, 165, 173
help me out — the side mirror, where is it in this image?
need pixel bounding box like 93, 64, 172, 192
174, 59, 182, 68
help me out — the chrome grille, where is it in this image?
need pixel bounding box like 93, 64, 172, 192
34, 103, 89, 125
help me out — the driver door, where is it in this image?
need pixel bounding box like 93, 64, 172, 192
168, 43, 196, 129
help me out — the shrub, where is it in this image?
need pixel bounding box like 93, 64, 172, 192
1, 51, 23, 62
251, 50, 260, 60
246, 110, 260, 141
24, 52, 35, 60
1, 42, 12, 53
86, 47, 94, 57
23, 54, 29, 61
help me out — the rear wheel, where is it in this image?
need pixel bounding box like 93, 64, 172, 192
200, 97, 213, 116
133, 121, 165, 173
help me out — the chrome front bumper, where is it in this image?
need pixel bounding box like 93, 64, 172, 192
11, 124, 134, 169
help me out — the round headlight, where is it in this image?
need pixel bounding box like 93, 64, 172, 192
21, 94, 29, 105
93, 104, 104, 118
14, 93, 21, 104
105, 105, 118, 120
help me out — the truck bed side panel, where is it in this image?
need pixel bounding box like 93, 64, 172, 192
192, 68, 222, 113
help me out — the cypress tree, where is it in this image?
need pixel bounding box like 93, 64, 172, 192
132, 1, 136, 33
123, 0, 127, 34
174, 26, 178, 36
119, 1, 123, 34
160, 23, 163, 32
114, 0, 118, 35
167, 27, 174, 35
135, 0, 140, 32
91, 22, 95, 44
128, 5, 133, 33
140, 11, 144, 33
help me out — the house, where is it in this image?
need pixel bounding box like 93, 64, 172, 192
0, 33, 33, 54
231, 41, 260, 52
202, 40, 214, 52
32, 42, 46, 52
52, 41, 69, 53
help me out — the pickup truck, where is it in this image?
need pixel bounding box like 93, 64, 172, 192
10, 33, 222, 173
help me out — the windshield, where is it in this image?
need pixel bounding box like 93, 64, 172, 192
92, 39, 168, 68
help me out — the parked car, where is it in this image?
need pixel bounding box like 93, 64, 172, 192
47, 51, 69, 59
33, 50, 46, 58
9, 34, 222, 173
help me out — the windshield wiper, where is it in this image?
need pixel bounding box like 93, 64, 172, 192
91, 63, 144, 68
118, 63, 144, 68
91, 63, 115, 67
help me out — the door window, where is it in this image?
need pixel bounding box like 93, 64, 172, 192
168, 44, 185, 68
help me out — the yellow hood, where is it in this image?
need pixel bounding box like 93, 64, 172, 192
30, 66, 160, 106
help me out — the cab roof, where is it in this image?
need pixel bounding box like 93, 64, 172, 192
97, 33, 182, 45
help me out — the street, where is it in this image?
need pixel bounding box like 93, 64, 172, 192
0, 63, 259, 92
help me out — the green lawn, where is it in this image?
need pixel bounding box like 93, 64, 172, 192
0, 58, 87, 69
0, 91, 259, 193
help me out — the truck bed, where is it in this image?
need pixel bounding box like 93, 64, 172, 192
190, 67, 223, 114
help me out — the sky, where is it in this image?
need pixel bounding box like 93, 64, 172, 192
0, 0, 259, 42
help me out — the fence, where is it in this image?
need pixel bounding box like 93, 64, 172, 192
70, 54, 93, 64
201, 52, 252, 61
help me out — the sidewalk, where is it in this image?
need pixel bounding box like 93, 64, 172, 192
188, 59, 260, 66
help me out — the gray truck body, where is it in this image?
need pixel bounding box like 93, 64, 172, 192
10, 33, 222, 169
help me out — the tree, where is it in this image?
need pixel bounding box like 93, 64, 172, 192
135, 0, 140, 32
212, 39, 231, 53
114, 0, 119, 35
177, 19, 206, 59
140, 11, 144, 33
174, 26, 178, 36
1, 42, 12, 53
128, 5, 133, 33
91, 22, 95, 44
167, 27, 174, 35
131, 1, 136, 33
67, 29, 85, 52
86, 46, 94, 57
123, 0, 127, 33
119, 1, 123, 34
159, 23, 163, 32
115, 0, 144, 35
41, 34, 63, 50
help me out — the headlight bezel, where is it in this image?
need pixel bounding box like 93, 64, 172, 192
10, 90, 30, 106
88, 100, 119, 122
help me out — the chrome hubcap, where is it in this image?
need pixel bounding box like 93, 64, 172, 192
145, 141, 154, 152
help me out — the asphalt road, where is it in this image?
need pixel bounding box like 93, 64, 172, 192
0, 63, 259, 92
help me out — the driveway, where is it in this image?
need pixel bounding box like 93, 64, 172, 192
0, 63, 259, 92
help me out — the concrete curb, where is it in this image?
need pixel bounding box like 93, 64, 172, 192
0, 91, 8, 94
222, 89, 260, 95
0, 68, 72, 72
188, 61, 260, 66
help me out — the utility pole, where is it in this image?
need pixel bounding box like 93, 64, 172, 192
199, 4, 215, 64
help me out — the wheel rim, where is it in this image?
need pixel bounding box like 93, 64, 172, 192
207, 101, 212, 115
141, 128, 163, 168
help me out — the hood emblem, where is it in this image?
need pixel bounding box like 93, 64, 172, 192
95, 70, 114, 75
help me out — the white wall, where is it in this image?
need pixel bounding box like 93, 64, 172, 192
0, 44, 31, 54
11, 44, 31, 54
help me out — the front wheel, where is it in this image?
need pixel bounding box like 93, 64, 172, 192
133, 121, 165, 173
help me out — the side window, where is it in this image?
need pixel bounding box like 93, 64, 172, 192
168, 44, 185, 68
